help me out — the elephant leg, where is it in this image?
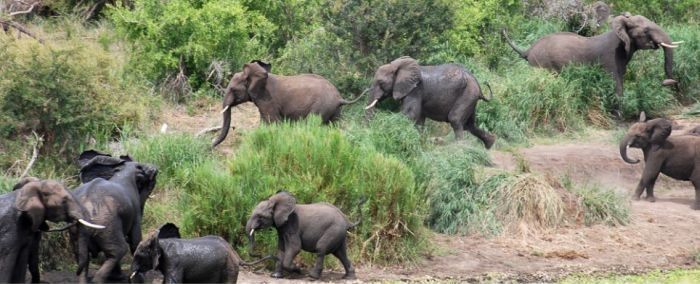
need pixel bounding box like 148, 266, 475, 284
129, 216, 143, 254
28, 233, 41, 283
399, 97, 423, 125
309, 253, 325, 279
10, 247, 29, 283
691, 180, 700, 210
164, 270, 184, 284
92, 235, 128, 283
644, 176, 658, 202
71, 228, 90, 284
272, 236, 286, 278
464, 113, 495, 149
333, 242, 355, 280
282, 245, 301, 273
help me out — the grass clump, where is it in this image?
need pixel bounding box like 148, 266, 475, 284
492, 173, 567, 232
567, 183, 630, 226
181, 116, 426, 264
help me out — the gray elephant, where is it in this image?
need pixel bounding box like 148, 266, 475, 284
364, 56, 495, 149
0, 177, 104, 283
129, 223, 271, 284
212, 60, 363, 147
69, 150, 158, 283
620, 112, 700, 209
246, 191, 363, 279
502, 13, 681, 106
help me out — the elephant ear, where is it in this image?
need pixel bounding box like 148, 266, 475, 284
390, 56, 421, 100
142, 231, 162, 269
77, 150, 111, 168
250, 60, 272, 73
157, 223, 181, 239
270, 191, 296, 226
12, 176, 40, 191
79, 156, 125, 183
15, 181, 46, 232
612, 14, 631, 54
647, 118, 672, 150
243, 63, 269, 99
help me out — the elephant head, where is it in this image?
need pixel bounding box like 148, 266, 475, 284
212, 60, 273, 147
14, 178, 104, 232
129, 223, 181, 282
365, 56, 421, 111
612, 14, 681, 85
78, 150, 158, 209
620, 112, 673, 164
245, 191, 296, 256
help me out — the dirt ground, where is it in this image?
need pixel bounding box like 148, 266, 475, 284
41, 104, 700, 282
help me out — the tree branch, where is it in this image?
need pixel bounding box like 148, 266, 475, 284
0, 19, 44, 43
20, 132, 42, 179
9, 2, 36, 16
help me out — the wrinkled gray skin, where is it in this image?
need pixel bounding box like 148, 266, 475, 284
130, 223, 240, 283
70, 150, 158, 284
620, 112, 700, 209
246, 192, 359, 279
365, 56, 495, 149
0, 177, 97, 283
503, 14, 679, 104
213, 61, 362, 147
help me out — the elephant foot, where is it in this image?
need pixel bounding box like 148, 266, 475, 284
691, 203, 700, 210
309, 269, 322, 279
484, 135, 496, 150
342, 272, 356, 280
632, 194, 641, 201
271, 272, 284, 278
645, 196, 656, 202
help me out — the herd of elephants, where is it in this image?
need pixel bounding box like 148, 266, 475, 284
0, 10, 695, 284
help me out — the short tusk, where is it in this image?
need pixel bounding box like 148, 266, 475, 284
365, 99, 378, 110
220, 105, 231, 114
671, 41, 684, 45
78, 219, 105, 229
130, 271, 137, 279
250, 228, 255, 236
660, 42, 678, 48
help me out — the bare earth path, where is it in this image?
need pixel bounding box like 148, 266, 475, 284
42, 106, 700, 282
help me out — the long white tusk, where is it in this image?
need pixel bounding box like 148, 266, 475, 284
220, 105, 231, 114
78, 219, 105, 229
130, 271, 137, 279
365, 99, 378, 110
671, 41, 684, 45
660, 42, 678, 48
250, 228, 255, 236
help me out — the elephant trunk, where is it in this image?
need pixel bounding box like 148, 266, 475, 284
619, 135, 640, 164
364, 83, 384, 120
212, 106, 232, 148
246, 220, 260, 257
68, 200, 105, 230
653, 31, 677, 85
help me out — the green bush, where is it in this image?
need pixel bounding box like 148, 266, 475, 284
181, 117, 426, 264
0, 33, 150, 162
568, 184, 630, 226
109, 0, 274, 94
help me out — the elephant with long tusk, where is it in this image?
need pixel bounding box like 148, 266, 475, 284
503, 13, 682, 113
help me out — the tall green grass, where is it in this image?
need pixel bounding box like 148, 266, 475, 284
564, 182, 630, 226
181, 116, 426, 264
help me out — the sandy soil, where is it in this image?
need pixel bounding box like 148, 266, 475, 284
40, 105, 700, 282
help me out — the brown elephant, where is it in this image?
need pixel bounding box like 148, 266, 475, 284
503, 13, 682, 110
0, 177, 104, 283
212, 60, 363, 147
620, 112, 700, 209
364, 56, 495, 148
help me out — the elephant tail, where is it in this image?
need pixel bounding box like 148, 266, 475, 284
501, 29, 528, 60
240, 255, 277, 266
348, 196, 367, 229
339, 88, 369, 105
479, 82, 494, 102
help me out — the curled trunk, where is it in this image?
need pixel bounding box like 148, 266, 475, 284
619, 135, 640, 164
212, 107, 232, 148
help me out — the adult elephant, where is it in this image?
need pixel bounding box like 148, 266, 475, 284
364, 56, 495, 149
0, 177, 104, 283
502, 13, 681, 107
69, 150, 158, 283
212, 60, 363, 147
620, 112, 700, 209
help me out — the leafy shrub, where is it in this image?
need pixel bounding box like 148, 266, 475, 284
181, 117, 426, 264
109, 0, 274, 94
0, 33, 150, 162
614, 0, 699, 24
568, 184, 630, 226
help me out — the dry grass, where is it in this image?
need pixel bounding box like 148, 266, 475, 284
495, 173, 567, 234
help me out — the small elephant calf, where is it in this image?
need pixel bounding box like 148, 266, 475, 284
130, 223, 242, 283
246, 191, 363, 279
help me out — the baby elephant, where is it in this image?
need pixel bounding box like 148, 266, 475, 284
130, 223, 242, 283
246, 191, 363, 279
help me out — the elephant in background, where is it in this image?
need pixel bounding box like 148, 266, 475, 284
246, 191, 363, 279
365, 56, 495, 149
212, 60, 364, 147
0, 177, 104, 283
503, 13, 681, 109
130, 223, 255, 284
620, 112, 700, 209
70, 150, 158, 283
